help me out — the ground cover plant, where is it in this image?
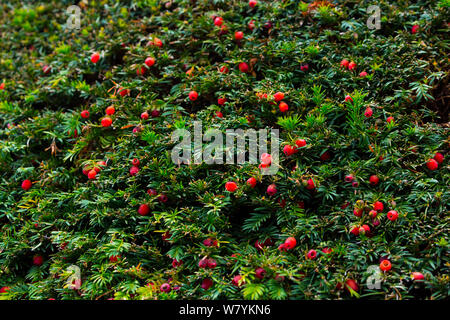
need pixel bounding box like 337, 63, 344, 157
0, 0, 449, 300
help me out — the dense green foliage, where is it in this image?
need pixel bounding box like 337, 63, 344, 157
0, 0, 449, 300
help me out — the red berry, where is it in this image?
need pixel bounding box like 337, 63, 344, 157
426, 159, 438, 171
249, 0, 257, 8
283, 145, 294, 156
350, 226, 359, 236
217, 97, 227, 105
189, 90, 198, 101
33, 255, 44, 266
278, 101, 289, 112
359, 224, 370, 235
151, 110, 160, 118
0, 83, 5, 90
138, 204, 150, 216
340, 59, 349, 68
201, 278, 213, 290
145, 57, 155, 67
411, 25, 419, 34
91, 52, 100, 63
214, 17, 223, 26
266, 183, 277, 196
345, 95, 353, 103
412, 272, 424, 281
387, 210, 398, 221
348, 61, 357, 70
359, 71, 368, 77
255, 267, 266, 279
434, 152, 444, 164
21, 179, 32, 191
373, 201, 384, 212
284, 237, 297, 250
345, 279, 359, 292
109, 255, 120, 263
88, 169, 97, 180
198, 258, 208, 268
295, 139, 306, 148
0, 286, 10, 293
273, 92, 284, 102
307, 249, 317, 260
306, 178, 315, 190
132, 158, 140, 166
353, 208, 363, 217
141, 111, 149, 120
386, 116, 394, 123
225, 181, 238, 192
345, 174, 354, 183
215, 111, 223, 118
235, 31, 244, 40
42, 65, 51, 74
380, 259, 392, 272
172, 259, 183, 268
105, 106, 115, 115
369, 175, 379, 186
129, 166, 139, 176
364, 107, 373, 117
118, 88, 129, 97
207, 258, 217, 269
322, 247, 333, 254
101, 117, 113, 127
369, 210, 378, 218
81, 110, 90, 118
147, 188, 157, 196
232, 275, 244, 287
239, 62, 249, 73
246, 177, 257, 188
160, 283, 171, 293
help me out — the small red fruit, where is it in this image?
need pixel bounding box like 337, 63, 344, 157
138, 204, 150, 216
198, 258, 208, 268
201, 278, 213, 290
246, 177, 257, 188
412, 272, 424, 281
434, 152, 444, 164
345, 174, 354, 183
266, 183, 277, 196
129, 166, 139, 176
255, 267, 266, 279
145, 57, 155, 67
88, 169, 97, 180
207, 258, 217, 269
235, 31, 244, 40
141, 111, 149, 120
359, 71, 368, 77
33, 255, 44, 266
380, 259, 392, 272
132, 158, 140, 166
101, 117, 113, 127
295, 139, 306, 148
232, 275, 244, 287
386, 116, 394, 124
189, 90, 198, 101
411, 25, 419, 34
91, 52, 100, 63
340, 59, 349, 68
373, 201, 384, 212
225, 181, 238, 192
21, 179, 32, 191
217, 97, 227, 105
307, 249, 317, 260
306, 178, 315, 190
105, 106, 115, 115
387, 210, 398, 221
283, 145, 295, 156
345, 95, 353, 103
284, 237, 297, 250
364, 107, 373, 117
214, 17, 224, 26
249, 0, 257, 8
279, 101, 289, 112
81, 110, 90, 118
345, 279, 359, 292
348, 61, 357, 71
239, 62, 249, 73
369, 175, 379, 186
426, 159, 438, 171
160, 283, 171, 293
215, 111, 223, 118
273, 92, 284, 102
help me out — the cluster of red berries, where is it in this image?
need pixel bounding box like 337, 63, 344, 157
278, 236, 296, 251
426, 152, 444, 171
82, 161, 107, 180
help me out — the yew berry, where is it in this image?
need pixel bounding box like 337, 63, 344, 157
118, 88, 129, 97
141, 111, 149, 120
91, 52, 100, 63
232, 275, 244, 287
132, 158, 140, 166
345, 279, 359, 292
88, 169, 97, 180
248, 20, 255, 30
138, 204, 150, 216
172, 259, 183, 268
217, 97, 227, 105
266, 183, 277, 196
426, 159, 438, 171
235, 31, 244, 41
387, 210, 398, 221
0, 83, 5, 90
273, 92, 284, 102
33, 255, 44, 266
198, 258, 208, 268
306, 178, 315, 190
359, 224, 370, 235
160, 283, 171, 293
359, 71, 368, 77
109, 255, 119, 263
225, 181, 238, 192
207, 258, 217, 269
279, 101, 289, 112
386, 116, 394, 123
219, 65, 229, 73
246, 177, 257, 188
101, 117, 113, 127
353, 208, 363, 217
434, 152, 444, 164
81, 110, 90, 119
295, 139, 306, 148
320, 150, 331, 161
380, 259, 392, 272
239, 62, 249, 73
105, 106, 115, 115
345, 174, 354, 183
151, 110, 160, 118
215, 111, 223, 118
153, 37, 163, 47
307, 249, 317, 260
260, 153, 272, 165
214, 17, 224, 26
255, 267, 266, 279
147, 188, 157, 196
201, 278, 213, 290
348, 61, 357, 70
129, 166, 139, 176
300, 64, 309, 72
189, 90, 198, 101
364, 107, 373, 117
340, 59, 349, 68
283, 145, 295, 156
284, 237, 297, 250
350, 226, 360, 236
345, 95, 353, 103
21, 179, 32, 191
0, 287, 10, 293
412, 272, 424, 281
322, 247, 333, 254
411, 25, 419, 34
145, 57, 155, 67
137, 66, 146, 76
373, 201, 384, 212
249, 0, 257, 8
369, 210, 378, 219
42, 65, 51, 74
369, 175, 379, 186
